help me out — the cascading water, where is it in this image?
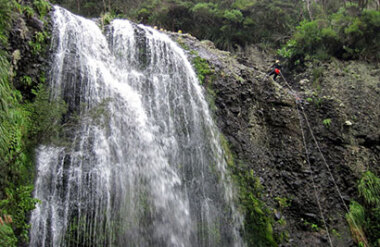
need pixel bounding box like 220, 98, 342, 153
29, 6, 243, 247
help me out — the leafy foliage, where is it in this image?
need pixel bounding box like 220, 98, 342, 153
28, 31, 50, 55
358, 171, 380, 207
346, 201, 368, 246
279, 5, 380, 64
52, 0, 303, 51
220, 134, 277, 246
358, 171, 380, 245
0, 60, 66, 245
0, 220, 17, 247
0, 0, 14, 48
237, 169, 277, 246
347, 171, 380, 246
322, 118, 331, 127
0, 41, 33, 247
192, 55, 212, 85
0, 0, 66, 245
33, 0, 51, 19
51, 0, 379, 62
0, 186, 40, 242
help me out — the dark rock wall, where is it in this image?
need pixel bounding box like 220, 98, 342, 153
171, 33, 379, 246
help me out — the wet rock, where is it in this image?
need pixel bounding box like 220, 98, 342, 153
299, 78, 309, 85
200, 40, 216, 49
230, 106, 240, 114
275, 211, 282, 220
27, 16, 44, 31
169, 32, 379, 247
304, 213, 318, 221
344, 120, 353, 126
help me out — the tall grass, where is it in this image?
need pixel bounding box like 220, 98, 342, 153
0, 0, 12, 46
0, 0, 14, 159
346, 171, 380, 247
358, 171, 380, 207
345, 201, 368, 247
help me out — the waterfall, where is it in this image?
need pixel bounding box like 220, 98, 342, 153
29, 6, 243, 247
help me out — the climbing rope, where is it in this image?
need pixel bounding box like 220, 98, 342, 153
298, 105, 368, 246
263, 72, 332, 244
296, 105, 333, 247
274, 72, 333, 245
278, 72, 369, 246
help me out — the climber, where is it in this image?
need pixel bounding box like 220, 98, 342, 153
266, 60, 282, 81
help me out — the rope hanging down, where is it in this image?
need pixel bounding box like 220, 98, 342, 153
278, 72, 368, 246
298, 105, 369, 247
296, 105, 333, 247
276, 72, 333, 246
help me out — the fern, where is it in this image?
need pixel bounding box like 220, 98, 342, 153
33, 0, 51, 18
345, 201, 368, 246
358, 171, 380, 207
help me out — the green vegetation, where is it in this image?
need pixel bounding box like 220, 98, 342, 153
322, 118, 331, 127
0, 217, 17, 247
100, 11, 120, 30
33, 0, 51, 19
51, 0, 380, 66
235, 168, 277, 246
176, 37, 190, 50
275, 197, 291, 210
303, 220, 320, 232
133, 0, 302, 51
346, 171, 380, 247
346, 201, 367, 246
0, 0, 66, 245
279, 3, 380, 65
331, 228, 342, 239
52, 0, 302, 51
192, 55, 213, 85
190, 52, 218, 112
12, 0, 50, 20
358, 171, 380, 207
0, 0, 12, 46
220, 135, 278, 246
28, 31, 50, 55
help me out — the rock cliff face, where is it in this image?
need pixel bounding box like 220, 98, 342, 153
170, 32, 379, 246
8, 0, 52, 100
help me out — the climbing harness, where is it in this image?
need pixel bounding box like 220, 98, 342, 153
279, 72, 368, 247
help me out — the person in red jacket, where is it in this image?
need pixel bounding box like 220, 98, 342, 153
267, 60, 282, 81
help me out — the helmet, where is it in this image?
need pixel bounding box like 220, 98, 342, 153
276, 60, 280, 63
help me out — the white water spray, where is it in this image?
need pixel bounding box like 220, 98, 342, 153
29, 6, 243, 247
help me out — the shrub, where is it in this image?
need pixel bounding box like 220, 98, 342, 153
0, 222, 17, 247
346, 201, 368, 246
0, 0, 12, 46
0, 186, 40, 242
279, 6, 380, 63
192, 55, 212, 85
358, 171, 380, 207
322, 118, 331, 127
238, 169, 277, 247
0, 2, 65, 245
346, 171, 380, 246
33, 0, 51, 18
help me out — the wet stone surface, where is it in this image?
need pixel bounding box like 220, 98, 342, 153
169, 31, 379, 247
